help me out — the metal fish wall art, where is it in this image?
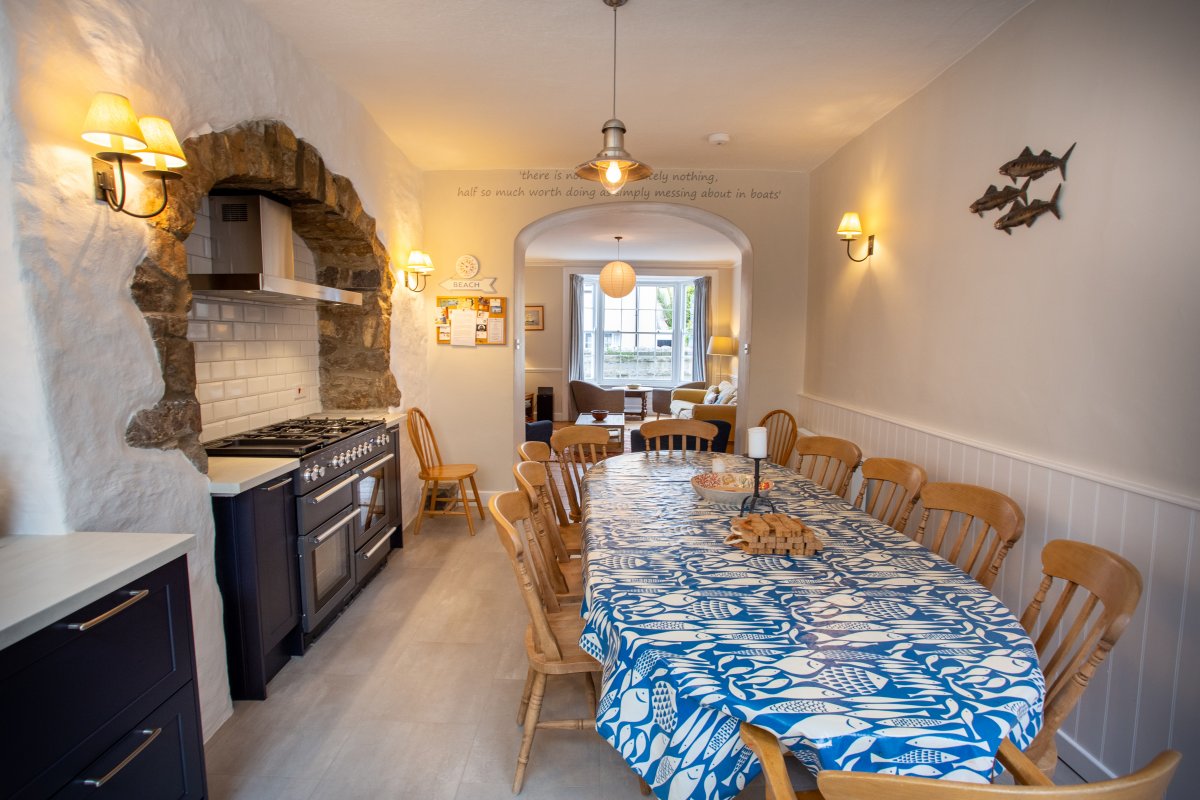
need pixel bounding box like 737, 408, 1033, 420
999, 142, 1075, 183
994, 185, 1061, 234
969, 179, 1030, 216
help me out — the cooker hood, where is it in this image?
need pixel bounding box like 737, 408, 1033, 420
189, 194, 362, 306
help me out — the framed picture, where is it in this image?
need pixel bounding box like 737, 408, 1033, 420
524, 305, 544, 331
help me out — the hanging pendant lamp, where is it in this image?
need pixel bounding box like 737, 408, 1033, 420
575, 0, 653, 195
599, 236, 637, 298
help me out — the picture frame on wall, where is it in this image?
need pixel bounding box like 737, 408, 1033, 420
524, 305, 544, 331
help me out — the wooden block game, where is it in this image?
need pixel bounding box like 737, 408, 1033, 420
726, 513, 824, 556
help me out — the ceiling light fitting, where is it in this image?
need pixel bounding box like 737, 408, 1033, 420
575, 0, 652, 195
599, 236, 636, 298
403, 250, 434, 292
82, 92, 187, 219
836, 212, 875, 262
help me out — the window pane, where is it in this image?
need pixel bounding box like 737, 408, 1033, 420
584, 276, 702, 387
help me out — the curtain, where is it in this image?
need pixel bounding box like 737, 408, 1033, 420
568, 273, 586, 382
692, 276, 711, 384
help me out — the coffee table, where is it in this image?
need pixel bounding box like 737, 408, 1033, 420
573, 413, 625, 455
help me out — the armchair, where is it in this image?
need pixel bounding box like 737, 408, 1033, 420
568, 380, 624, 417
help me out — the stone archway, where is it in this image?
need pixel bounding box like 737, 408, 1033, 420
125, 120, 401, 471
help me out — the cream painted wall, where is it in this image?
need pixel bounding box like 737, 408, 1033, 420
806, 0, 1200, 502
422, 170, 807, 491
3, 0, 424, 738
523, 262, 737, 420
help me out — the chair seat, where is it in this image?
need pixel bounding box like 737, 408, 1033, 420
558, 557, 584, 599
525, 615, 601, 675
560, 522, 582, 554
419, 463, 478, 481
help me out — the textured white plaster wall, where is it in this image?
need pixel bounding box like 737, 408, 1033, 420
4, 0, 424, 737
805, 0, 1200, 502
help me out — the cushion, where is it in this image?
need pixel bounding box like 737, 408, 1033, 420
630, 419, 731, 453
716, 381, 737, 405
703, 386, 720, 405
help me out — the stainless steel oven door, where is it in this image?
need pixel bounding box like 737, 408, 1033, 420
298, 506, 356, 632
352, 449, 397, 551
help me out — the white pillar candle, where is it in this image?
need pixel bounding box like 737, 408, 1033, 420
747, 427, 768, 459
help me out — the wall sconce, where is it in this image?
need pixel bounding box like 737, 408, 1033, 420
82, 92, 187, 219
836, 212, 875, 262
403, 250, 434, 292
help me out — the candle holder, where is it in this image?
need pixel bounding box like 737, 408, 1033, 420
739, 456, 776, 516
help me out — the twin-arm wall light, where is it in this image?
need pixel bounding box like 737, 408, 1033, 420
402, 250, 434, 292
82, 92, 187, 218
836, 212, 875, 262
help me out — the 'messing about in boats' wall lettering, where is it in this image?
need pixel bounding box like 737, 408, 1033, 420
453, 170, 785, 203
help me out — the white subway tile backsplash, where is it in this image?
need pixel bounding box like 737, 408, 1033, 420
210, 322, 233, 341
242, 305, 265, 323
225, 416, 251, 436
247, 376, 269, 396
210, 360, 235, 381
267, 307, 285, 324
199, 421, 225, 442
196, 383, 224, 403
258, 392, 278, 411
195, 362, 211, 382
187, 255, 213, 275
234, 322, 257, 340
187, 321, 208, 340
220, 304, 242, 322
194, 342, 222, 362
236, 396, 260, 416
221, 342, 245, 360
267, 342, 286, 357
213, 398, 238, 420
267, 374, 286, 392
185, 233, 209, 258
225, 379, 248, 399
258, 324, 276, 340
234, 359, 257, 378
244, 341, 267, 359
248, 411, 273, 430
300, 340, 318, 356
200, 403, 213, 424
192, 301, 217, 320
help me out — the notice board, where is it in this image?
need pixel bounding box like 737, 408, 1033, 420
435, 296, 508, 346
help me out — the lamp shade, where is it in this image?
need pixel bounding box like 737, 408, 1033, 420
136, 116, 187, 172
406, 250, 434, 273
598, 259, 636, 298
836, 212, 863, 240
706, 335, 737, 357
82, 92, 146, 153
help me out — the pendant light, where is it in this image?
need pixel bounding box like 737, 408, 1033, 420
575, 0, 652, 195
599, 236, 637, 298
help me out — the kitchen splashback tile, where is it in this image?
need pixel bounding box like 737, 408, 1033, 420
194, 342, 222, 363
235, 359, 257, 378
221, 342, 245, 361
220, 304, 242, 322
211, 361, 236, 381
209, 322, 233, 341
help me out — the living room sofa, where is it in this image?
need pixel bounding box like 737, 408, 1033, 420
669, 381, 738, 452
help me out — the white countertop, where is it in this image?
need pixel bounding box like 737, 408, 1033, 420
315, 408, 405, 427
207, 456, 298, 496
0, 531, 196, 650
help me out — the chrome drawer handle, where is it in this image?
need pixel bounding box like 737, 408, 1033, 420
361, 526, 396, 559
312, 509, 358, 545
66, 589, 149, 631
81, 727, 162, 787
262, 477, 291, 492
359, 452, 394, 473
306, 474, 356, 505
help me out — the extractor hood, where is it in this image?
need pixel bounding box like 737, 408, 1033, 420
189, 194, 362, 306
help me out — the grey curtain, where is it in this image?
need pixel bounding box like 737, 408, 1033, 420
692, 276, 711, 383
568, 273, 586, 381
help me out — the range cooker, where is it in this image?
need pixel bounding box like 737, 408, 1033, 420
207, 416, 399, 646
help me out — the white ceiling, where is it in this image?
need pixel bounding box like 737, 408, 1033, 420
239, 0, 1030, 174
525, 206, 741, 264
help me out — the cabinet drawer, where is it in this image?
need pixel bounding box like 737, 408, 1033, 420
355, 524, 394, 585
53, 684, 206, 800
0, 558, 195, 798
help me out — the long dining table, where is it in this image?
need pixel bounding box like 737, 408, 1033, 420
579, 451, 1044, 800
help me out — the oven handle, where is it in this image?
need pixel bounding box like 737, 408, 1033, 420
306, 474, 357, 505
359, 452, 395, 474
311, 509, 358, 546
361, 526, 397, 560
262, 477, 291, 492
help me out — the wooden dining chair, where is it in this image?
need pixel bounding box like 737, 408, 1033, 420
489, 491, 601, 794
793, 436, 862, 499
513, 461, 584, 605
758, 409, 799, 467
550, 425, 611, 523
913, 482, 1024, 590
639, 418, 718, 452
819, 750, 1180, 800
852, 457, 927, 532
406, 407, 485, 536
995, 539, 1143, 778
518, 439, 572, 530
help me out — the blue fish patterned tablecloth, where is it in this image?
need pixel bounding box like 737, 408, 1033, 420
579, 451, 1043, 800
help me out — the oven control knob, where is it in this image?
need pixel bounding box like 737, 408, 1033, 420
318, 466, 326, 477
335, 454, 344, 467
304, 468, 314, 482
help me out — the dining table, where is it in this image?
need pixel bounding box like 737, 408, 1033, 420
579, 451, 1044, 800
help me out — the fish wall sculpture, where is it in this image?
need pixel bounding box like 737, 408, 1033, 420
994, 185, 1062, 234
969, 179, 1030, 216
999, 143, 1075, 183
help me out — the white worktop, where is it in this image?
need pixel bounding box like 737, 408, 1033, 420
207, 456, 298, 496
0, 531, 196, 650
315, 408, 405, 427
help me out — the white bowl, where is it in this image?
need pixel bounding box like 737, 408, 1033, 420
691, 472, 773, 507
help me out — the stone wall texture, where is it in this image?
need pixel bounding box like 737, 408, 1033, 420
127, 120, 401, 470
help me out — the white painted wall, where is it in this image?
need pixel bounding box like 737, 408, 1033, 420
422, 170, 808, 491
2, 0, 424, 738
806, 0, 1200, 503
804, 0, 1200, 791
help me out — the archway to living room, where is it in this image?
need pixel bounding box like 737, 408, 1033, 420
512, 202, 753, 454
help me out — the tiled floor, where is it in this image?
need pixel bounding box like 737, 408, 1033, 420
204, 507, 1082, 799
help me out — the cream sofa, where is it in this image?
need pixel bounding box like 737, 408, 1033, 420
669, 381, 738, 452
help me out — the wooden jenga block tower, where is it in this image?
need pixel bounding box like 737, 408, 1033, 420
726, 513, 824, 556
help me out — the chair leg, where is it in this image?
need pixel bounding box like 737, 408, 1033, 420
513, 671, 546, 794
516, 667, 535, 725
582, 671, 597, 713
469, 474, 486, 519
459, 479, 476, 536
412, 480, 430, 536
638, 777, 652, 795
